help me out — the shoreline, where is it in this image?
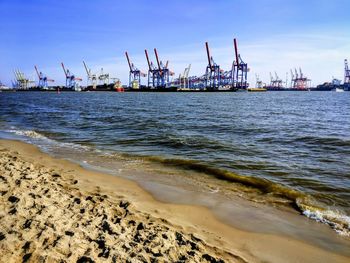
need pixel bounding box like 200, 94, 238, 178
0, 139, 349, 262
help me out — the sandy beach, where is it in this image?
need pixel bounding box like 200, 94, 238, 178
0, 139, 349, 263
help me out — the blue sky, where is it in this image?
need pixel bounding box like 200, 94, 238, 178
1, 0, 350, 86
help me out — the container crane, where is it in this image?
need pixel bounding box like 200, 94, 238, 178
154, 48, 169, 88
14, 69, 34, 89
205, 42, 220, 90
232, 38, 248, 90
182, 64, 191, 89
275, 72, 284, 88
175, 64, 191, 89
269, 72, 273, 84
145, 49, 158, 88
290, 69, 294, 88
255, 74, 264, 89
125, 51, 146, 89
144, 48, 172, 88
34, 65, 54, 88
165, 60, 175, 77
267, 71, 283, 89
344, 59, 350, 85
61, 63, 82, 89
98, 68, 109, 85
291, 67, 310, 90
83, 61, 97, 87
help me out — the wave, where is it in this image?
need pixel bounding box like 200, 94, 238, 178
141, 155, 350, 236
5, 128, 91, 151
145, 156, 303, 199
2, 127, 349, 236
294, 136, 350, 147
297, 200, 350, 237
10, 129, 48, 140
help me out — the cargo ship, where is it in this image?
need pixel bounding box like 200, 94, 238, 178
313, 78, 341, 91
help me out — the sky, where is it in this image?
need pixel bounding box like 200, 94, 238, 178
1, 0, 350, 87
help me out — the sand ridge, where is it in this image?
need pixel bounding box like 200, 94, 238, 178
0, 146, 244, 262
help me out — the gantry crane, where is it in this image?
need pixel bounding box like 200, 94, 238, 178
34, 65, 54, 88
232, 38, 248, 90
83, 61, 97, 87
125, 51, 146, 88
97, 68, 109, 85
255, 74, 265, 89
144, 48, 173, 88
291, 68, 310, 90
154, 48, 172, 88
205, 42, 220, 90
268, 71, 283, 89
180, 64, 191, 89
61, 63, 82, 89
344, 59, 350, 85
145, 49, 157, 88
14, 69, 34, 89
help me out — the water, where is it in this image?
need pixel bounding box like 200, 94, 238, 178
1, 91, 350, 236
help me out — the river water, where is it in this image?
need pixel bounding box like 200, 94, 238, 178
0, 91, 349, 238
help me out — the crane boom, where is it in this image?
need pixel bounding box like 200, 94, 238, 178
125, 52, 133, 71
234, 38, 239, 67
145, 50, 151, 70
83, 61, 90, 76
34, 66, 40, 79
61, 63, 68, 77
154, 48, 161, 70
205, 42, 212, 68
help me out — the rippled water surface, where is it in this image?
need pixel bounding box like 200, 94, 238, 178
1, 91, 349, 234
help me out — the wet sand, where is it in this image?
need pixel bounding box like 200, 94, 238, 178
0, 140, 349, 263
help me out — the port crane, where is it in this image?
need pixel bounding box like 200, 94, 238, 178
154, 48, 172, 88
275, 72, 283, 88
344, 59, 350, 85
97, 68, 109, 85
145, 49, 158, 88
83, 61, 97, 87
255, 74, 265, 89
179, 64, 191, 89
14, 69, 34, 89
205, 42, 220, 90
164, 60, 175, 78
290, 69, 294, 88
173, 64, 191, 89
125, 51, 146, 88
61, 63, 82, 89
144, 48, 173, 88
269, 71, 283, 89
232, 38, 248, 90
34, 66, 54, 88
291, 68, 310, 90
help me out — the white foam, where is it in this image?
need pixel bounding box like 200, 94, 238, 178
6, 128, 90, 152
303, 208, 350, 237
10, 129, 49, 140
